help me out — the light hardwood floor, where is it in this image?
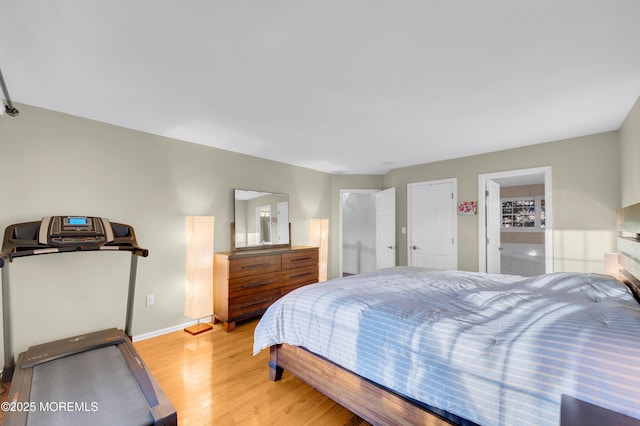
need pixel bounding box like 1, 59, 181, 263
134, 318, 370, 425
0, 319, 370, 425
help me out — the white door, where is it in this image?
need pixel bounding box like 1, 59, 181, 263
485, 180, 502, 273
277, 201, 289, 244
408, 180, 457, 269
375, 187, 396, 269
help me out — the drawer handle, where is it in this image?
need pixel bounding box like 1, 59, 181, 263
241, 298, 274, 308
241, 263, 271, 270
290, 257, 313, 262
242, 280, 274, 288
290, 272, 313, 279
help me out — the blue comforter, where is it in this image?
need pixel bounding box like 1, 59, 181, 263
253, 267, 640, 426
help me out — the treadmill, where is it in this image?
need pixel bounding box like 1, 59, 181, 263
0, 216, 177, 425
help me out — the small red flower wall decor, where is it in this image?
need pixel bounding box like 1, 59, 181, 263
458, 201, 477, 215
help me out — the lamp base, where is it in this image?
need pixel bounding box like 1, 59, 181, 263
184, 322, 213, 335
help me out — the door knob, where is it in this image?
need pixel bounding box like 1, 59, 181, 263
412, 245, 418, 250
387, 245, 395, 249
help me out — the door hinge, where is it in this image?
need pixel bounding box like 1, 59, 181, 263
485, 190, 489, 197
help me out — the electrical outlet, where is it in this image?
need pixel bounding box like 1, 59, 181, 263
146, 295, 155, 306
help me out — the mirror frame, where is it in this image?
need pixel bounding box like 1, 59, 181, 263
231, 189, 291, 251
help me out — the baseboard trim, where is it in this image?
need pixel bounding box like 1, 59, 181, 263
132, 316, 213, 342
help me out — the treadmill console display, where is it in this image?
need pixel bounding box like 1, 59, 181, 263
66, 216, 89, 226
46, 216, 112, 246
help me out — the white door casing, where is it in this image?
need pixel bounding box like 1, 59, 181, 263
408, 179, 457, 270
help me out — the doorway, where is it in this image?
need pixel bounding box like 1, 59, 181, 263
339, 188, 396, 276
478, 167, 553, 275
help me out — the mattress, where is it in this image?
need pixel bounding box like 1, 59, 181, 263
254, 266, 640, 426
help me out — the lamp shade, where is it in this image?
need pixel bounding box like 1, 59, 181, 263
605, 252, 619, 279
185, 216, 214, 320
310, 218, 329, 282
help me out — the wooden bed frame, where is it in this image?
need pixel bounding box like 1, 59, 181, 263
266, 203, 640, 426
269, 343, 454, 425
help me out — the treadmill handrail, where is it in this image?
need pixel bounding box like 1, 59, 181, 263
0, 218, 149, 266
0, 244, 149, 265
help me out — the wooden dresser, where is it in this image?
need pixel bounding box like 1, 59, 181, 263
213, 246, 319, 332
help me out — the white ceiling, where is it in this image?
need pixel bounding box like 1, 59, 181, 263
1, 1, 639, 174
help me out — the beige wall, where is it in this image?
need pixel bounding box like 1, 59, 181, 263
621, 96, 640, 206
501, 184, 545, 198
0, 104, 341, 354
384, 131, 620, 272
1, 95, 636, 355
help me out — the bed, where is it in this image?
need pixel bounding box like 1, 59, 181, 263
253, 204, 640, 426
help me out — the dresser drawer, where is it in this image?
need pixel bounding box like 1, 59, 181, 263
279, 282, 313, 298
228, 254, 281, 278
229, 271, 283, 298
228, 289, 280, 320
282, 250, 319, 270
281, 264, 318, 286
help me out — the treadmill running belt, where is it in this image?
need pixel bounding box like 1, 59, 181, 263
28, 346, 152, 426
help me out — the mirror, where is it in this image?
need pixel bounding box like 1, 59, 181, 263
233, 189, 290, 250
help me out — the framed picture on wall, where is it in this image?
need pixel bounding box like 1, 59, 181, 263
458, 201, 477, 215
